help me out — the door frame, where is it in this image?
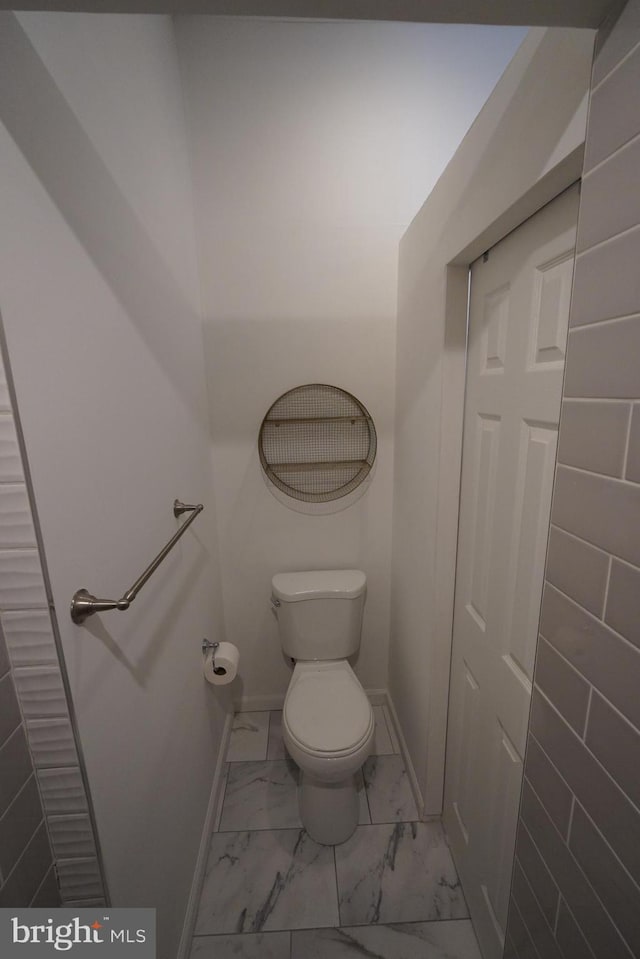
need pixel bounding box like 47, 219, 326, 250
423, 146, 585, 816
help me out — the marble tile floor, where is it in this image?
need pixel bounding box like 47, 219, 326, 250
190, 707, 481, 959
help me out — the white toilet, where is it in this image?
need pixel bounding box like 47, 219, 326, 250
271, 569, 374, 845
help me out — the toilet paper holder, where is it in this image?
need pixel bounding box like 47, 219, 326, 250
202, 639, 227, 676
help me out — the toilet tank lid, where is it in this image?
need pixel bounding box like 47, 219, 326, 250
272, 569, 366, 602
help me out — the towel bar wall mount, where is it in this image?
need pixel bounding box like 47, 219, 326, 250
70, 499, 204, 625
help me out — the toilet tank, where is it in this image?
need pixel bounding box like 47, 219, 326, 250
272, 570, 366, 661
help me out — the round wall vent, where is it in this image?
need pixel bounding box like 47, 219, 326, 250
258, 384, 377, 504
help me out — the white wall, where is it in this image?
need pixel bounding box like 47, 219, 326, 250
175, 16, 526, 706
391, 27, 595, 816
0, 13, 227, 956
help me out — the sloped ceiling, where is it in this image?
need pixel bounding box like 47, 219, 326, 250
0, 0, 619, 28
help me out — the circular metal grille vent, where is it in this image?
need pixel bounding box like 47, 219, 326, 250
259, 384, 377, 503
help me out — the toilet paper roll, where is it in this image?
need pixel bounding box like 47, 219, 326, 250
203, 642, 239, 686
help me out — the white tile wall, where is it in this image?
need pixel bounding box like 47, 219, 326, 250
0, 549, 48, 607
37, 766, 89, 815
13, 666, 68, 718
0, 413, 24, 482
2, 609, 58, 666
0, 484, 37, 547
47, 815, 97, 860
56, 858, 104, 900
0, 363, 10, 412
0, 343, 105, 904
26, 718, 79, 767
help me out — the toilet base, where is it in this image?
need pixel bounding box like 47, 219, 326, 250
299, 772, 359, 845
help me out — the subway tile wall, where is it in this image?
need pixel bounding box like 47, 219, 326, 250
504, 2, 640, 957
0, 331, 106, 907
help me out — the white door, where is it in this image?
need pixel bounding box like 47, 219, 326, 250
443, 185, 579, 959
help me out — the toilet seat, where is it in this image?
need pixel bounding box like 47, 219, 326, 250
284, 660, 373, 758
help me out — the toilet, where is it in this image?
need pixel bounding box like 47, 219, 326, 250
271, 569, 374, 845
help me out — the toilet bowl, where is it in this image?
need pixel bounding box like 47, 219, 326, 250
272, 569, 374, 845
283, 660, 374, 844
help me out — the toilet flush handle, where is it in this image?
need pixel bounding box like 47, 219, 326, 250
270, 596, 281, 612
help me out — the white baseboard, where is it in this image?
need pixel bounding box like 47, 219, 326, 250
233, 687, 388, 713
384, 692, 425, 820
232, 694, 285, 712
366, 688, 387, 706
177, 710, 233, 959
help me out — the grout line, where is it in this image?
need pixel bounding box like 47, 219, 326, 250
568, 310, 640, 332
28, 862, 58, 908
556, 800, 637, 948
544, 581, 640, 659
575, 220, 640, 260
503, 900, 533, 959
511, 858, 552, 959
561, 396, 635, 405
536, 633, 595, 691
567, 802, 640, 959
0, 769, 37, 820
266, 710, 275, 762
190, 915, 482, 941
582, 686, 594, 743
585, 681, 640, 742
601, 554, 613, 621
581, 127, 640, 180
362, 767, 373, 825
574, 799, 640, 899
332, 838, 341, 928
544, 459, 638, 486
215, 814, 422, 836
0, 814, 49, 892
549, 529, 640, 584
621, 402, 634, 480
505, 932, 522, 959
533, 692, 640, 817
553, 889, 598, 959
553, 892, 562, 936
555, 461, 640, 488
589, 37, 640, 98
547, 522, 608, 560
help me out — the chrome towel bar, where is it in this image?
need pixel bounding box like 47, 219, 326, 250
70, 499, 204, 625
